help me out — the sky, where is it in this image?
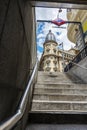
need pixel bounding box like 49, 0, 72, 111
35, 7, 75, 60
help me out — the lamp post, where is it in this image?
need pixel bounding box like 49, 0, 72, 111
59, 42, 65, 71
57, 8, 62, 19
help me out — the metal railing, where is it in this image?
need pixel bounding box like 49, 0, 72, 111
0, 59, 38, 130
64, 45, 87, 72
65, 61, 87, 72
71, 61, 87, 70
72, 46, 87, 63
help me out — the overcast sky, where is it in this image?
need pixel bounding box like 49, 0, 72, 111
35, 7, 75, 60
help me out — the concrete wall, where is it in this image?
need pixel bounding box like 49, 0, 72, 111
68, 56, 87, 83
0, 0, 36, 126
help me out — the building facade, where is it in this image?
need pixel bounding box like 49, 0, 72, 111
40, 30, 76, 72
67, 9, 87, 51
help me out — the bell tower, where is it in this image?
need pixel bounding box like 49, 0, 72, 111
40, 30, 59, 72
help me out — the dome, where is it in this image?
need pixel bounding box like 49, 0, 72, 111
45, 30, 56, 42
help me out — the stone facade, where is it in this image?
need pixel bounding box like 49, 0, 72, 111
67, 9, 87, 50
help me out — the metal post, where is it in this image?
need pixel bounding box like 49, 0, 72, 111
57, 8, 62, 19
62, 42, 65, 71
57, 10, 59, 19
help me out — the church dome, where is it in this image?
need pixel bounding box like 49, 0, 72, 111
45, 30, 56, 42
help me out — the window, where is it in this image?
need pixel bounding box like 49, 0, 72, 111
64, 54, 66, 57
54, 57, 56, 60
46, 44, 50, 47
62, 62, 64, 67
54, 62, 57, 66
47, 62, 50, 67
53, 49, 56, 53
46, 60, 50, 64
46, 67, 51, 71
46, 48, 50, 53
51, 56, 53, 59
53, 67, 57, 72
53, 60, 57, 65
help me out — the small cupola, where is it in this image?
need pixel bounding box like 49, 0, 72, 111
45, 30, 56, 42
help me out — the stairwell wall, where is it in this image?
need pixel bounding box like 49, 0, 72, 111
0, 0, 36, 129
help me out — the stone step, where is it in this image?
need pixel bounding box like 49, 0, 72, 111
35, 84, 87, 89
31, 100, 87, 111
37, 81, 82, 84
37, 78, 82, 83
37, 74, 79, 80
26, 124, 87, 130
31, 71, 87, 116
38, 71, 65, 76
37, 71, 83, 84
31, 109, 87, 113
37, 74, 73, 79
37, 72, 82, 81
37, 78, 78, 82
38, 72, 66, 76
33, 93, 87, 101
37, 74, 81, 80
28, 111, 87, 124
34, 87, 87, 95
37, 72, 83, 84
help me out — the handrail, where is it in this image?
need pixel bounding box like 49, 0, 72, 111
64, 45, 87, 72
72, 45, 87, 63
71, 61, 87, 70
0, 59, 38, 130
64, 60, 87, 72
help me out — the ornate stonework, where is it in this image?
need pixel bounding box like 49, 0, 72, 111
40, 30, 76, 72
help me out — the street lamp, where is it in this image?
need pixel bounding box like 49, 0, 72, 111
57, 8, 62, 19
59, 42, 65, 71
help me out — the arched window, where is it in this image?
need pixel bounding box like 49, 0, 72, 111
46, 48, 50, 53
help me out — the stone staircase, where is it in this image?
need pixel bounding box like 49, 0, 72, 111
27, 71, 87, 126
31, 71, 87, 113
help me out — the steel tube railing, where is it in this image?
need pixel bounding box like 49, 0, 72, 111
64, 45, 87, 72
